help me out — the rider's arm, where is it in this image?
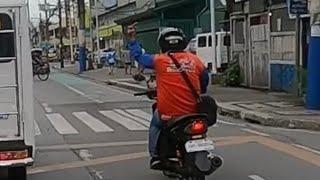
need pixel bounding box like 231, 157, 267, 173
200, 69, 209, 94
127, 40, 155, 69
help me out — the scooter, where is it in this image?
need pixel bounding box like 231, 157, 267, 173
134, 76, 222, 180
31, 49, 50, 81
33, 61, 50, 81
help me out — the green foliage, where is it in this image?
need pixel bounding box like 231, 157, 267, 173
226, 64, 241, 87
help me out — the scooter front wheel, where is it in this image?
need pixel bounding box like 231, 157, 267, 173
38, 72, 49, 81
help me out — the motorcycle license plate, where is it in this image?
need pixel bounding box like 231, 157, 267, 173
185, 139, 214, 153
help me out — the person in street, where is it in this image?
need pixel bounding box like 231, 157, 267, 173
106, 48, 117, 75
137, 47, 146, 74
31, 49, 44, 74
127, 22, 209, 169
124, 48, 133, 75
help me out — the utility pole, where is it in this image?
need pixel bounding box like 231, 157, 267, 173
306, 0, 320, 109
78, 0, 86, 72
88, 0, 94, 70
44, 0, 49, 60
65, 0, 74, 63
94, 0, 101, 66
58, 0, 64, 68
295, 14, 301, 96
39, 13, 43, 45
210, 0, 216, 74
69, 0, 75, 64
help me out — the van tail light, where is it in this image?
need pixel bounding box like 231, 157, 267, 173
185, 120, 207, 135
0, 150, 29, 161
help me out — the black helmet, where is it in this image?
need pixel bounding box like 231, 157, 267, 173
158, 27, 188, 53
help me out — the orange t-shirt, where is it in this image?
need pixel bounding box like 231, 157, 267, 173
154, 52, 206, 117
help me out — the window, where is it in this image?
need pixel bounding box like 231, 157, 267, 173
234, 20, 245, 44
198, 36, 206, 47
0, 14, 15, 58
208, 35, 218, 47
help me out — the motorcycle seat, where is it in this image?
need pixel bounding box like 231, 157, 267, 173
166, 113, 207, 132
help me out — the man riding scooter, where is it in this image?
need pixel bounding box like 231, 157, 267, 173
31, 49, 44, 74
127, 23, 209, 169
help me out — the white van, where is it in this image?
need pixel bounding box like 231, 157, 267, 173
0, 1, 35, 179
188, 31, 230, 73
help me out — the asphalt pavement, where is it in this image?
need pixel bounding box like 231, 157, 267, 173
28, 70, 320, 180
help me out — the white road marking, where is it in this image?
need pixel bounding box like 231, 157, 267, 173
249, 175, 266, 180
34, 120, 41, 136
241, 128, 271, 137
91, 170, 104, 180
292, 144, 320, 155
87, 97, 103, 104
63, 84, 103, 103
78, 149, 104, 180
218, 120, 246, 127
114, 109, 150, 127
73, 112, 114, 132
44, 107, 53, 113
42, 103, 48, 107
46, 113, 79, 135
41, 103, 53, 113
248, 175, 265, 180
99, 110, 148, 131
63, 84, 86, 96
79, 149, 93, 161
126, 109, 152, 121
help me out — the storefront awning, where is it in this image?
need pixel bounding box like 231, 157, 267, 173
99, 25, 122, 38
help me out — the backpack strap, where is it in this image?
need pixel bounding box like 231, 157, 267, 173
167, 52, 201, 103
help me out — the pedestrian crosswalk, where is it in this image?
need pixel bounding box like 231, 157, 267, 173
46, 113, 79, 135
99, 110, 149, 131
35, 109, 152, 136
73, 112, 114, 133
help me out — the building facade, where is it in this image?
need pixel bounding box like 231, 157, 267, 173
116, 0, 227, 53
94, 0, 136, 50
229, 0, 310, 92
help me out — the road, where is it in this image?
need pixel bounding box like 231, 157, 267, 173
29, 70, 320, 180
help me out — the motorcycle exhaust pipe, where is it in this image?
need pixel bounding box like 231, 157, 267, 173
210, 156, 223, 168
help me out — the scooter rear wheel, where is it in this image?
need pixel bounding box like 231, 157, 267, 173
163, 170, 180, 178
181, 176, 205, 180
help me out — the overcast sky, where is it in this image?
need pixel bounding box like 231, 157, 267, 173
29, 0, 41, 20
29, 0, 56, 24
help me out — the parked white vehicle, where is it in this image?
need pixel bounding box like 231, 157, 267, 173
0, 1, 35, 179
188, 31, 230, 73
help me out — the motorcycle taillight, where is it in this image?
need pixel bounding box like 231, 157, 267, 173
186, 120, 207, 135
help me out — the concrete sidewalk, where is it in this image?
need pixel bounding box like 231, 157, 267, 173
52, 62, 320, 131
52, 62, 152, 89
210, 87, 320, 131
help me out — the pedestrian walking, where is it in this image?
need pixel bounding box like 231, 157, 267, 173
106, 48, 117, 75
124, 50, 133, 75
